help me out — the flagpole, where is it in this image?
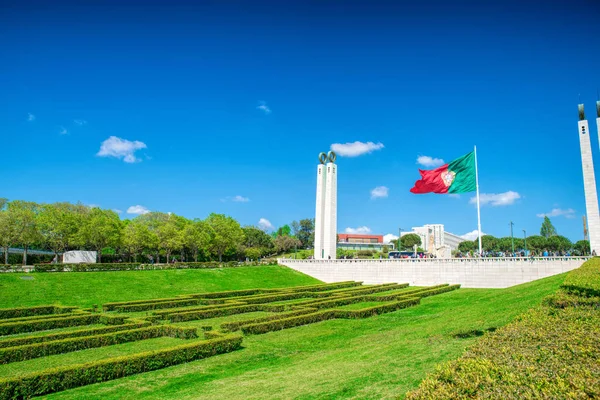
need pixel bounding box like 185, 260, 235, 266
474, 145, 482, 256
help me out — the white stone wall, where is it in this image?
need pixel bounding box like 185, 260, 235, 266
579, 119, 600, 254
322, 162, 337, 259
278, 257, 588, 289
314, 164, 326, 259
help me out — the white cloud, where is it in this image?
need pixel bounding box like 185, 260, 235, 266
345, 226, 372, 234
232, 195, 250, 202
113, 209, 123, 214
27, 113, 35, 122
127, 205, 150, 215
257, 101, 271, 115
330, 141, 384, 157
536, 208, 575, 218
460, 230, 486, 241
383, 233, 398, 243
59, 126, 68, 135
470, 191, 521, 206
448, 194, 460, 199
370, 186, 389, 199
417, 155, 445, 168
74, 119, 87, 126
97, 136, 147, 163
258, 218, 274, 231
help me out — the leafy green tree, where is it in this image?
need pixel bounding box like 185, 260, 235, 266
526, 235, 547, 252
206, 213, 245, 262
0, 200, 17, 264
274, 235, 301, 253
297, 218, 315, 248
123, 219, 154, 262
276, 224, 291, 237
400, 233, 422, 250
540, 216, 557, 238
496, 237, 514, 252
184, 219, 212, 262
156, 214, 186, 263
458, 240, 475, 253
480, 235, 498, 252
9, 200, 41, 265
547, 235, 572, 252
37, 203, 81, 259
242, 226, 274, 250
574, 240, 590, 255
77, 208, 122, 262
290, 221, 300, 238
245, 247, 262, 261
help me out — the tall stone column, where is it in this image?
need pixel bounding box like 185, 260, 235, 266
323, 154, 337, 259
314, 162, 326, 259
578, 104, 600, 254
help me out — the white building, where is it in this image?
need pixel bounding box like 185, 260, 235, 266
401, 224, 465, 254
314, 151, 337, 259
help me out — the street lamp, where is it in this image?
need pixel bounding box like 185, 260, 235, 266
510, 221, 515, 255
523, 229, 527, 255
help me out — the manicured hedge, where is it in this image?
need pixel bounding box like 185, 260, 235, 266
114, 299, 201, 313
99, 315, 127, 325
221, 308, 318, 332
333, 298, 420, 318
190, 288, 279, 299
0, 305, 77, 320
285, 281, 363, 292
168, 304, 265, 322
241, 311, 337, 335
0, 314, 100, 336
235, 292, 316, 305
382, 284, 461, 301
103, 296, 193, 311
543, 291, 600, 308
0, 311, 87, 324
0, 321, 150, 349
367, 284, 450, 301
0, 334, 243, 399
30, 261, 276, 273
328, 283, 408, 297
561, 257, 600, 297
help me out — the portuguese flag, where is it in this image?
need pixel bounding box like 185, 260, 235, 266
410, 151, 477, 194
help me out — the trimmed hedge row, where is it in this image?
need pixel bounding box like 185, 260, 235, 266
103, 296, 193, 311
221, 308, 319, 332
151, 303, 247, 318
0, 321, 151, 349
234, 292, 324, 305
30, 261, 276, 273
334, 298, 420, 318
0, 325, 199, 364
328, 283, 399, 294
168, 304, 265, 322
367, 284, 450, 301
0, 314, 100, 336
0, 305, 77, 320
543, 291, 600, 308
241, 311, 338, 335
115, 299, 201, 313
0, 310, 87, 324
190, 288, 279, 299
0, 334, 243, 399
371, 284, 461, 303
285, 281, 363, 292
561, 257, 600, 297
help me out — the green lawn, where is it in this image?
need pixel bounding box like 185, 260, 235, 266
34, 272, 565, 400
0, 266, 320, 308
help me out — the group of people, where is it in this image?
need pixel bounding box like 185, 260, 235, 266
456, 249, 590, 258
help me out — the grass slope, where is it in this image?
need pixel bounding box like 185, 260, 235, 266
0, 266, 320, 309
40, 273, 565, 400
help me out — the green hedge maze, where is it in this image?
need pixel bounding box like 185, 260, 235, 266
0, 281, 459, 398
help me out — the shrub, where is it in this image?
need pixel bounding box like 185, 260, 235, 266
0, 321, 151, 349
241, 311, 337, 335
103, 296, 194, 311
168, 304, 265, 322
285, 281, 363, 292
0, 305, 76, 320
221, 308, 318, 332
0, 335, 243, 399
543, 291, 600, 309
333, 298, 420, 318
114, 299, 201, 313
0, 314, 100, 336
561, 257, 600, 297
99, 315, 127, 325
366, 285, 450, 301
190, 288, 279, 299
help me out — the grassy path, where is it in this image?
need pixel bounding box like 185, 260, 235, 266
0, 266, 320, 308
40, 273, 565, 400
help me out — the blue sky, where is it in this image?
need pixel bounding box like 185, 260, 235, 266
2, 0, 600, 242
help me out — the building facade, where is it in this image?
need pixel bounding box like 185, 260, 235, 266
337, 233, 394, 251
401, 224, 465, 253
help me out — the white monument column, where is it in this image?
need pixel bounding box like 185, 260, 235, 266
578, 104, 600, 254
314, 160, 326, 260
322, 152, 337, 259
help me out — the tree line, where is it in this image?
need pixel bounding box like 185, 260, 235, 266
0, 199, 315, 265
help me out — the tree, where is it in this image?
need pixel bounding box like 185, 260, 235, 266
547, 235, 572, 252
37, 202, 81, 260
274, 235, 301, 253
480, 235, 498, 252
290, 221, 300, 238
400, 233, 422, 250
242, 226, 274, 250
77, 208, 122, 262
156, 214, 186, 263
574, 240, 590, 255
540, 216, 557, 238
123, 219, 153, 262
458, 240, 475, 253
496, 237, 513, 252
206, 213, 245, 262
276, 225, 291, 237
297, 218, 315, 248
526, 235, 547, 252
9, 200, 41, 265
0, 200, 17, 264
184, 219, 212, 262
245, 247, 262, 261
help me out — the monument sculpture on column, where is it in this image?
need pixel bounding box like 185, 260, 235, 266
578, 104, 600, 254
314, 151, 337, 259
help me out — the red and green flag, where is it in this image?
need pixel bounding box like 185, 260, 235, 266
410, 151, 477, 194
